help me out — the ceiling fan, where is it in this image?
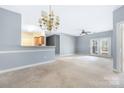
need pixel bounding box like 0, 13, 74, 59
80, 29, 91, 36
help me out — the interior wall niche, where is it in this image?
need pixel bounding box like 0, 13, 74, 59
21, 32, 46, 46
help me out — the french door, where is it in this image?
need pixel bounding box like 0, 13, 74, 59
100, 38, 111, 56
90, 38, 111, 56
90, 39, 99, 55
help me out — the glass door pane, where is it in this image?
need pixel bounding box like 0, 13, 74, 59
91, 39, 99, 55
100, 38, 111, 56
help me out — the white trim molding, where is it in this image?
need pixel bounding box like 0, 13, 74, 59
116, 22, 124, 72
113, 68, 120, 73
0, 49, 54, 54
60, 53, 75, 56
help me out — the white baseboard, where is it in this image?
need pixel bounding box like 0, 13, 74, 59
60, 53, 75, 56
113, 68, 120, 73
0, 60, 55, 74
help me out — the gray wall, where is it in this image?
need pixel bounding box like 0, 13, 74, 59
0, 8, 55, 71
0, 49, 55, 70
46, 34, 76, 55
55, 35, 60, 54
46, 31, 112, 56
0, 8, 21, 50
113, 6, 124, 70
46, 35, 60, 54
76, 31, 113, 55
60, 34, 76, 55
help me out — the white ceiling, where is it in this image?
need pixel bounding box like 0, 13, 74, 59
1, 5, 121, 36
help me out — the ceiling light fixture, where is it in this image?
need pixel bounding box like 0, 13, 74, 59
39, 5, 60, 31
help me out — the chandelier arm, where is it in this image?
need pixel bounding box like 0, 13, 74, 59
39, 5, 59, 31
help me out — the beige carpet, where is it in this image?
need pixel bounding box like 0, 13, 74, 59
0, 55, 124, 88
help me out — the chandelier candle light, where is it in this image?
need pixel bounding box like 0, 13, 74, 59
39, 6, 60, 31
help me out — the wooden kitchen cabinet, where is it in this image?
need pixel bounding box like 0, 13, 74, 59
34, 36, 44, 46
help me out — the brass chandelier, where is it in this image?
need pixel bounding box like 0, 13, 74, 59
39, 6, 60, 31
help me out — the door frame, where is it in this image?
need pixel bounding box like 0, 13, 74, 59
116, 21, 124, 72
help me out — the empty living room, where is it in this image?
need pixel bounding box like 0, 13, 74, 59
0, 0, 124, 91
